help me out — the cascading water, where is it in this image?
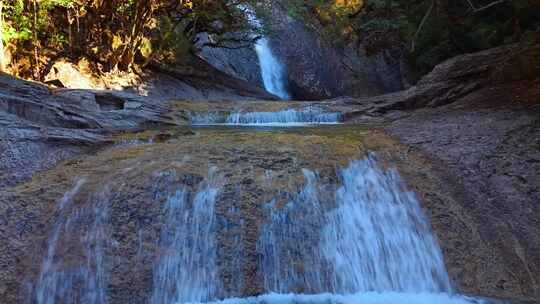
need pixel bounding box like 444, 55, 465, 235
34, 179, 110, 304
258, 169, 326, 293
322, 157, 452, 294
244, 7, 290, 100
190, 107, 342, 126
151, 168, 222, 304
25, 137, 488, 304
254, 155, 484, 304
254, 38, 290, 100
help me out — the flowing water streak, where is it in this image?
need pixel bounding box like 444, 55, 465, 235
258, 170, 326, 293
35, 179, 110, 304
226, 109, 341, 126
221, 201, 246, 297
190, 292, 486, 304
258, 155, 453, 295
151, 168, 222, 304
242, 6, 290, 99
322, 156, 453, 294
191, 108, 342, 126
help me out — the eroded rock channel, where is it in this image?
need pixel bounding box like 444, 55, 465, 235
0, 126, 476, 303
1, 42, 539, 304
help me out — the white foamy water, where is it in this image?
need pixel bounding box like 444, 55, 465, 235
322, 156, 452, 293
151, 168, 222, 304
256, 155, 464, 303
254, 37, 290, 100
182, 292, 487, 304
191, 108, 342, 126
243, 7, 290, 99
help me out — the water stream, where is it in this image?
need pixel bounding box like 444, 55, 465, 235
35, 179, 110, 304
29, 128, 489, 304
256, 155, 459, 301
244, 7, 290, 100
151, 168, 222, 304
190, 107, 342, 126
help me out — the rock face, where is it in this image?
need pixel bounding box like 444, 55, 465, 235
322, 42, 540, 121
42, 58, 278, 102
199, 33, 264, 88
0, 72, 181, 190
332, 42, 540, 301
386, 97, 540, 301
0, 39, 539, 304
198, 3, 408, 100
267, 4, 407, 100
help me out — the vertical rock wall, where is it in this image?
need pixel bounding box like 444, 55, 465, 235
198, 2, 409, 100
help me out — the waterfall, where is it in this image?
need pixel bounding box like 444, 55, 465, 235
258, 170, 326, 293
244, 7, 290, 100
190, 107, 342, 126
29, 156, 485, 304
35, 179, 110, 304
195, 292, 484, 304
257, 155, 464, 301
254, 37, 290, 100
322, 156, 452, 294
151, 168, 222, 304
225, 109, 341, 125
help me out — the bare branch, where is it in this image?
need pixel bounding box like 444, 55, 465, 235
465, 0, 508, 13
411, 0, 435, 53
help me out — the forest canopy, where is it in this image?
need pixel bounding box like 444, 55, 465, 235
283, 0, 540, 76
1, 0, 539, 79
0, 0, 261, 78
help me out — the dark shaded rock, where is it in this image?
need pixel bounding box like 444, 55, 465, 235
198, 33, 264, 88
196, 4, 408, 100
267, 5, 407, 100
331, 42, 540, 301
147, 58, 278, 101
327, 42, 540, 121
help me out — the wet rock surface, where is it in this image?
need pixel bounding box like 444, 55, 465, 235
198, 3, 408, 100
0, 42, 539, 304
385, 94, 540, 301
0, 61, 274, 190
344, 42, 540, 301
0, 126, 369, 303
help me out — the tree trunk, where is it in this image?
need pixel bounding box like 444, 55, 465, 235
0, 0, 5, 72
32, 0, 39, 79
411, 0, 435, 53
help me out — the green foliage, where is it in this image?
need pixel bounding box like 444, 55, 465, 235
153, 15, 193, 63
2, 0, 31, 43
2, 0, 260, 75
287, 0, 540, 77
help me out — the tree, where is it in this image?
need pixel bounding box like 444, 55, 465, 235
0, 0, 262, 77
0, 0, 5, 72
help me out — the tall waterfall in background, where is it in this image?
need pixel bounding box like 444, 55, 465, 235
245, 7, 290, 100
151, 168, 222, 304
254, 38, 290, 100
